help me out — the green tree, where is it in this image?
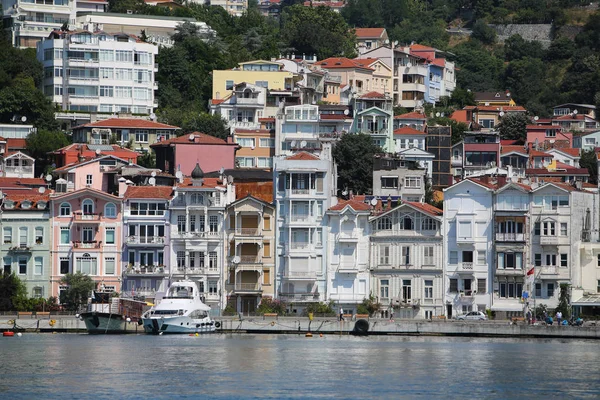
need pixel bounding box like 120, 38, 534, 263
504, 34, 545, 61
108, 0, 145, 13
450, 88, 476, 108
555, 283, 571, 320
453, 40, 504, 91
545, 37, 573, 62
496, 112, 529, 141
579, 149, 598, 184
471, 20, 496, 45
332, 134, 381, 194
59, 272, 96, 312
0, 273, 27, 311
137, 151, 156, 168
504, 57, 546, 109
389, 11, 449, 49
26, 129, 71, 175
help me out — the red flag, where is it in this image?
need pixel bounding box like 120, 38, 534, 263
527, 267, 534, 276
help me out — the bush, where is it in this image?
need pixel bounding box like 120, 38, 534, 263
222, 304, 236, 316
257, 297, 287, 315
357, 296, 381, 316
303, 301, 335, 317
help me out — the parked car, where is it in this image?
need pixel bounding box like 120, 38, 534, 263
456, 311, 488, 321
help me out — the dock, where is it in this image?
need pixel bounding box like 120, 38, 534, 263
1, 315, 600, 338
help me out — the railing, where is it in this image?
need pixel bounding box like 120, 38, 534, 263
459, 262, 473, 271
234, 97, 263, 106
290, 242, 310, 250
540, 265, 558, 275
284, 270, 316, 279
8, 245, 31, 252
3, 166, 34, 175
279, 292, 320, 301
125, 265, 166, 275
240, 255, 261, 263
126, 236, 165, 245
325, 75, 342, 83
451, 156, 463, 166
540, 236, 559, 246
234, 228, 260, 236
73, 241, 101, 249
73, 212, 101, 221
495, 233, 525, 242
290, 214, 310, 222
291, 188, 310, 195
229, 282, 262, 291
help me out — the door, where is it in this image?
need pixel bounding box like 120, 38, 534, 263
241, 297, 256, 315
446, 304, 452, 319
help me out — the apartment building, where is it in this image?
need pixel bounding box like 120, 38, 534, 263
273, 147, 337, 312
169, 167, 236, 313
453, 130, 501, 178
314, 57, 375, 96
204, 0, 247, 16
354, 28, 389, 56
1, 191, 51, 298
234, 128, 275, 169
210, 83, 269, 131
350, 91, 393, 150
370, 202, 444, 319
393, 112, 427, 132
37, 30, 158, 117
225, 195, 275, 314
372, 153, 433, 202
426, 125, 452, 190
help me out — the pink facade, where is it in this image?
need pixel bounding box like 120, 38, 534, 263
173, 143, 237, 175
526, 126, 573, 149
50, 188, 123, 299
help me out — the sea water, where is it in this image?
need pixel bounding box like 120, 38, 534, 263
1, 334, 599, 399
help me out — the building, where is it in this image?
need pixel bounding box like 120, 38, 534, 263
458, 105, 527, 131
273, 148, 337, 311
0, 124, 36, 139
426, 125, 452, 189
393, 112, 427, 132
151, 132, 239, 177
443, 179, 495, 318
456, 130, 501, 178
302, 0, 344, 12
209, 82, 269, 131
372, 152, 433, 202
71, 118, 179, 152
225, 195, 275, 314
50, 187, 124, 299
499, 144, 528, 180
234, 128, 275, 169
408, 44, 456, 102
326, 199, 371, 313
370, 201, 444, 319
526, 125, 572, 151
122, 185, 173, 303
573, 131, 600, 152
350, 91, 393, 150
169, 167, 236, 313
551, 114, 599, 133
50, 143, 139, 168
354, 28, 389, 55
353, 57, 392, 98
207, 0, 247, 16
257, 0, 280, 18
37, 30, 159, 121
473, 91, 516, 107
1, 190, 51, 298
0, 137, 35, 178
313, 57, 375, 96
553, 103, 596, 120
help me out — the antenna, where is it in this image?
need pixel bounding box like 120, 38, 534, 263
148, 177, 156, 186
406, 62, 412, 68
370, 198, 378, 206
573, 109, 578, 115
38, 187, 45, 194
219, 166, 225, 175
435, 112, 440, 117
45, 174, 52, 182
343, 109, 349, 116
188, 134, 195, 141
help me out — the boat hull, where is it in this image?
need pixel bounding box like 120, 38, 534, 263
142, 316, 217, 334
80, 312, 130, 334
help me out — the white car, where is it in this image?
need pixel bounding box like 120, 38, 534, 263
456, 311, 488, 321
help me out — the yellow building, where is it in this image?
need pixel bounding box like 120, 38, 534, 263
314, 57, 375, 96
354, 57, 392, 96
323, 74, 342, 104
226, 196, 276, 314
212, 60, 300, 100
473, 91, 517, 107
233, 127, 275, 169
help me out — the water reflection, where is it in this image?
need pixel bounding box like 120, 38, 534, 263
0, 334, 599, 399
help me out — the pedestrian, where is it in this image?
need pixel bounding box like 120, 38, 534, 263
389, 306, 394, 321
339, 307, 344, 321
526, 310, 532, 325
556, 311, 562, 325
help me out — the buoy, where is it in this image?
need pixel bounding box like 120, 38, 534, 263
3, 331, 14, 337
126, 317, 131, 323
305, 332, 313, 337
319, 333, 323, 337
17, 332, 22, 337
159, 332, 163, 335
195, 333, 199, 337
270, 321, 275, 326
49, 319, 56, 327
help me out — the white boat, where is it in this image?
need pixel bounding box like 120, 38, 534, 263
141, 280, 217, 334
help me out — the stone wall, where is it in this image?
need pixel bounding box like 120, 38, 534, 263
490, 24, 553, 48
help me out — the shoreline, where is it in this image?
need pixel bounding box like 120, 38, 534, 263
2, 316, 599, 339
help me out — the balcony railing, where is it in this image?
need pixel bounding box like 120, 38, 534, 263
126, 236, 165, 245
283, 270, 316, 279
539, 236, 559, 246
73, 241, 101, 249
495, 233, 525, 242
451, 156, 463, 166
234, 228, 260, 236
3, 165, 34, 176
290, 242, 310, 250
539, 265, 558, 275
291, 188, 310, 195
458, 262, 473, 272
290, 214, 310, 222
125, 265, 166, 275
228, 282, 262, 291
73, 212, 101, 221
279, 292, 320, 301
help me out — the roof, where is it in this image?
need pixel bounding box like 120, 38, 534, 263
1, 192, 50, 210
393, 127, 426, 135
285, 152, 320, 161
54, 155, 130, 172
501, 145, 527, 155
211, 99, 226, 105
204, 168, 273, 181
234, 129, 272, 134
73, 118, 179, 130
177, 177, 224, 189
404, 201, 443, 217
529, 150, 553, 157
395, 112, 427, 120
471, 105, 526, 112
359, 91, 386, 99
123, 185, 174, 200
450, 109, 470, 124
464, 178, 497, 190
7, 138, 27, 149
526, 168, 589, 176
354, 28, 386, 38
0, 177, 46, 189
314, 57, 374, 71
527, 124, 560, 130
548, 148, 580, 157
431, 58, 446, 68
474, 91, 512, 102
328, 199, 371, 212
150, 132, 234, 147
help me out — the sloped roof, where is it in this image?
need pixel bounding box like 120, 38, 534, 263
474, 91, 512, 102
73, 118, 179, 130
404, 201, 443, 217
177, 177, 224, 189
359, 91, 386, 99
1, 192, 50, 210
50, 143, 139, 156
0, 177, 46, 188
151, 132, 236, 147
395, 112, 427, 120
529, 150, 553, 157
465, 178, 497, 190
548, 148, 580, 157
328, 199, 371, 212
354, 28, 386, 38
393, 127, 426, 135
123, 185, 174, 200
501, 145, 527, 155
285, 152, 320, 161
314, 57, 374, 71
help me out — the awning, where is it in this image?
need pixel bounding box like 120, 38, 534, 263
572, 294, 600, 307
491, 304, 524, 312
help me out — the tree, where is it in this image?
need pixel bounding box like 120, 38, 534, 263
26, 129, 71, 175
579, 149, 598, 184
137, 151, 156, 168
545, 37, 573, 62
453, 40, 504, 92
504, 57, 546, 110
450, 88, 476, 109
555, 283, 571, 320
59, 272, 95, 312
496, 112, 529, 141
332, 134, 381, 194
471, 20, 496, 45
504, 34, 545, 61
0, 273, 27, 311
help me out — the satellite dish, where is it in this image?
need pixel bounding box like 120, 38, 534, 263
342, 190, 348, 196
435, 112, 440, 117
188, 134, 195, 141
175, 170, 183, 181
440, 112, 445, 117
148, 177, 156, 186
21, 116, 27, 122
300, 140, 307, 148
38, 187, 45, 194
573, 110, 578, 115
406, 62, 412, 68
290, 140, 297, 147
219, 166, 225, 175
125, 180, 134, 185
370, 198, 378, 206
343, 109, 349, 116
534, 116, 539, 121
499, 111, 505, 117
45, 174, 52, 182
227, 175, 234, 184
150, 113, 156, 120
151, 171, 157, 177
232, 256, 240, 264
95, 148, 101, 155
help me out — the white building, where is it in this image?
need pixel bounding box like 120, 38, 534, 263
202, 0, 247, 17
369, 201, 444, 319
273, 147, 337, 312
0, 124, 36, 139
443, 179, 495, 318
326, 199, 371, 313
169, 165, 236, 313
37, 30, 158, 116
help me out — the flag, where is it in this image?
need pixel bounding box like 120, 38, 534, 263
527, 267, 534, 276
527, 267, 535, 284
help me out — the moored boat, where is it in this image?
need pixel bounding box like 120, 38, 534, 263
80, 291, 147, 334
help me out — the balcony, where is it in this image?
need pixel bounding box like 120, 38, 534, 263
226, 282, 262, 293
3, 165, 34, 177
8, 245, 31, 253
338, 263, 360, 273
291, 188, 310, 195
495, 268, 524, 277
234, 97, 263, 106
124, 265, 167, 276
290, 214, 311, 223
279, 292, 320, 301
539, 235, 559, 246
126, 236, 166, 246
495, 233, 525, 242
283, 269, 317, 280
73, 241, 101, 249
456, 235, 475, 244
73, 213, 101, 223
451, 156, 463, 167
539, 265, 559, 276
457, 262, 474, 273
338, 230, 359, 242
232, 228, 261, 236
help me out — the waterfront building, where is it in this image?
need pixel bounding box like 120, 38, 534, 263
370, 201, 444, 319
443, 178, 495, 318
37, 30, 158, 121
209, 83, 269, 131
273, 147, 337, 311
350, 91, 393, 150
473, 91, 516, 107
313, 57, 374, 97
0, 124, 36, 139
1, 190, 51, 298
225, 195, 275, 314
168, 166, 236, 313
393, 112, 427, 132
122, 185, 173, 303
452, 130, 500, 179
0, 137, 35, 178
326, 199, 371, 313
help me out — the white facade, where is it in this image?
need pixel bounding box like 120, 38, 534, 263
203, 0, 247, 16
443, 179, 494, 318
37, 30, 158, 115
370, 203, 444, 319
210, 83, 268, 130
273, 146, 338, 311
0, 124, 36, 139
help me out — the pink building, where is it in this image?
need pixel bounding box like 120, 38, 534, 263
526, 125, 572, 150
50, 188, 124, 299
151, 132, 239, 176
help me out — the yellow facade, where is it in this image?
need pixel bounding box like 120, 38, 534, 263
323, 78, 341, 104
367, 59, 392, 95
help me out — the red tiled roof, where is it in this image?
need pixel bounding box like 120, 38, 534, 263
211, 99, 226, 105
404, 201, 443, 217
124, 185, 173, 200
2, 191, 50, 209
7, 138, 27, 149
258, 117, 275, 122
527, 124, 559, 130
476, 105, 527, 112
74, 118, 179, 130
432, 58, 445, 68
314, 57, 374, 71
450, 110, 469, 124
466, 178, 497, 190
329, 199, 371, 211
359, 91, 386, 99
354, 28, 386, 38
177, 177, 223, 188
501, 145, 527, 155
529, 150, 553, 157
410, 44, 435, 51
501, 139, 521, 145
553, 114, 586, 121
395, 112, 426, 120
51, 143, 139, 156
151, 132, 235, 147
550, 148, 580, 157
285, 152, 320, 161
234, 129, 272, 134
393, 127, 426, 135
0, 177, 46, 188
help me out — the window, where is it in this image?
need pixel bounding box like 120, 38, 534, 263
477, 251, 486, 265
209, 216, 218, 233
226, 80, 234, 90
257, 157, 273, 168
380, 177, 398, 188
404, 177, 421, 188
449, 251, 458, 265
19, 258, 27, 275
534, 222, 540, 235
135, 130, 149, 143
560, 223, 567, 236
19, 227, 28, 247
82, 199, 94, 215
115, 50, 132, 62
547, 283, 555, 297
236, 157, 255, 168
423, 247, 434, 265
3, 257, 10, 275
535, 283, 542, 297
35, 227, 43, 245
34, 257, 43, 275
377, 217, 392, 230
236, 138, 255, 148
208, 280, 218, 294
104, 203, 117, 218
3, 227, 12, 244
177, 251, 185, 269
545, 129, 556, 137
82, 227, 94, 243
542, 221, 555, 236
32, 287, 43, 299
99, 86, 113, 97
421, 218, 437, 231
534, 253, 541, 267
105, 257, 115, 275
60, 227, 70, 245
462, 251, 473, 263
129, 202, 166, 216
105, 227, 115, 244
449, 278, 458, 293
546, 254, 557, 266
560, 253, 568, 267
478, 119, 495, 129
597, 253, 600, 267
60, 202, 71, 216
402, 280, 412, 301
76, 254, 98, 275
498, 252, 523, 269
597, 280, 600, 293
401, 246, 410, 265
177, 215, 186, 233
379, 246, 390, 264
260, 138, 275, 148
400, 217, 414, 230
380, 279, 389, 298
209, 251, 217, 270
86, 175, 93, 186
477, 279, 486, 294
424, 280, 433, 299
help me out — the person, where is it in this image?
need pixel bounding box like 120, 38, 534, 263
339, 307, 344, 322
526, 310, 532, 325
389, 306, 394, 321
556, 311, 562, 326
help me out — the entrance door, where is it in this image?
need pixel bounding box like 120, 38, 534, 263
241, 297, 256, 315
446, 304, 452, 319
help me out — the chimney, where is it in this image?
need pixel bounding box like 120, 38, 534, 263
387, 195, 392, 210
118, 177, 127, 198
480, 175, 489, 185
497, 175, 506, 187
575, 180, 583, 190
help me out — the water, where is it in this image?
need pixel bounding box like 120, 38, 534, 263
1, 334, 599, 399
